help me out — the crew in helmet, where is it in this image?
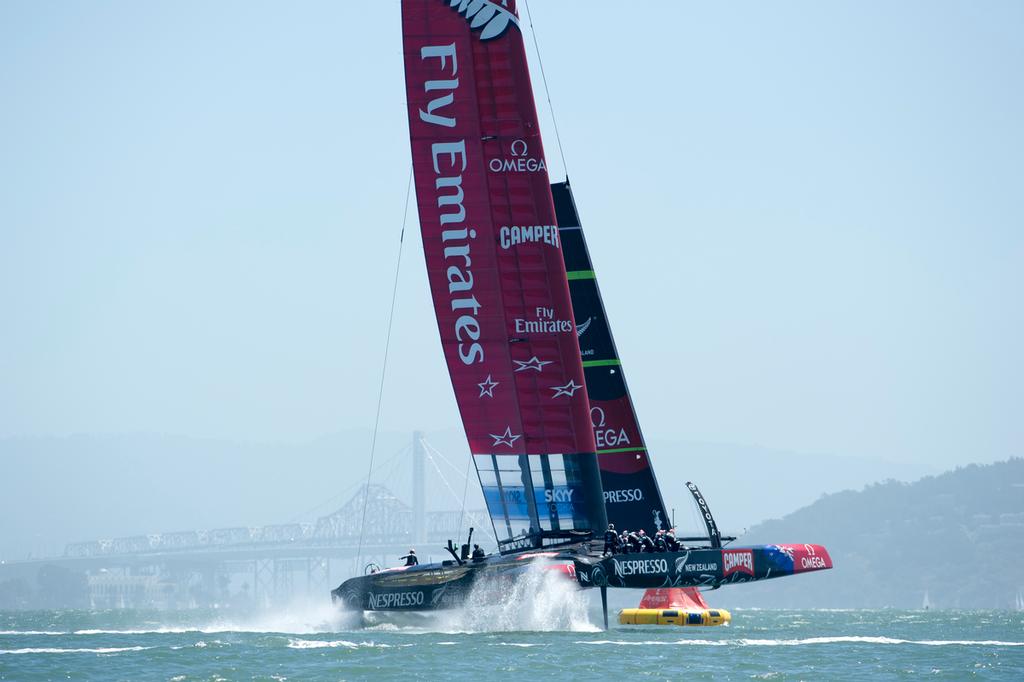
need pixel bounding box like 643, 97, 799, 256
627, 529, 642, 553
400, 549, 419, 567
653, 530, 668, 553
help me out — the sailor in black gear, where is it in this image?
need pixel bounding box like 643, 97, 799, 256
603, 523, 619, 555
619, 530, 631, 554
653, 530, 667, 553
638, 529, 655, 553
627, 530, 641, 553
400, 549, 418, 567
471, 544, 485, 561
668, 527, 686, 551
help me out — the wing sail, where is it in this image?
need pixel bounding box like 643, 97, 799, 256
401, 1, 606, 551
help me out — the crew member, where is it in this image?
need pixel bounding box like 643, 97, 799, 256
627, 530, 641, 553
638, 529, 655, 553
619, 530, 631, 554
653, 530, 667, 553
400, 549, 418, 567
666, 527, 684, 552
603, 523, 619, 556
471, 544, 485, 561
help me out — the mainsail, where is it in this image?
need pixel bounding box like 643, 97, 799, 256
402, 0, 606, 551
552, 181, 671, 534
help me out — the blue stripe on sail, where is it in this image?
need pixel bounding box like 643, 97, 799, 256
482, 486, 581, 525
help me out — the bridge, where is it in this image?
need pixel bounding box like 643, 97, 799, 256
0, 433, 489, 609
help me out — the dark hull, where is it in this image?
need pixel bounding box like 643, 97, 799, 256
331, 547, 587, 611
331, 543, 832, 612
573, 543, 833, 590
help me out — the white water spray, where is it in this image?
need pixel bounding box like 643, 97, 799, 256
435, 562, 598, 633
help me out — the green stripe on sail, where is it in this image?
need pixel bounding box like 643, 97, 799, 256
566, 270, 596, 280
582, 359, 621, 368
596, 446, 647, 455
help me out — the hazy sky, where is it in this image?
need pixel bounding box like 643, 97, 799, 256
2, 1, 1021, 470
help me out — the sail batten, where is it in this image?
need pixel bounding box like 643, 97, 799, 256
402, 1, 605, 550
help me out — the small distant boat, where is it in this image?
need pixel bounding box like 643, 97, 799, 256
1015, 590, 1023, 611
922, 590, 931, 610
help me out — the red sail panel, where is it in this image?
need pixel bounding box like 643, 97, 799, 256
402, 1, 604, 543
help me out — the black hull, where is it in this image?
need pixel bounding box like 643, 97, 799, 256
573, 543, 833, 590
331, 543, 832, 612
331, 546, 588, 611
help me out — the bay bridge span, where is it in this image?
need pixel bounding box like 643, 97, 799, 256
0, 434, 489, 609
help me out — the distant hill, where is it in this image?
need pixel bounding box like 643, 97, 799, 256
723, 458, 1024, 609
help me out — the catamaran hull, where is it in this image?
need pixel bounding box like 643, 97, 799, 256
331, 551, 579, 612
573, 544, 832, 590
331, 544, 831, 612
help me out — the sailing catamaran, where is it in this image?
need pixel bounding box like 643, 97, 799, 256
331, 0, 832, 624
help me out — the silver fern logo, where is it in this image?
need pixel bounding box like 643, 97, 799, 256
444, 0, 519, 41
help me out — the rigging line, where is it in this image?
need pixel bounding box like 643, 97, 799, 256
355, 165, 414, 568
420, 439, 495, 545
522, 0, 570, 181
457, 450, 472, 538
420, 439, 476, 537
421, 439, 470, 478
285, 443, 411, 524
421, 440, 498, 545
420, 440, 465, 510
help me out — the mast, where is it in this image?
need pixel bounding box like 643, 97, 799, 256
401, 0, 606, 552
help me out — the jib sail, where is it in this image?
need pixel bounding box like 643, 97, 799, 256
552, 181, 671, 534
401, 0, 606, 551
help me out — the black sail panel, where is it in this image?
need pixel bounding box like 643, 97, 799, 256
553, 181, 671, 535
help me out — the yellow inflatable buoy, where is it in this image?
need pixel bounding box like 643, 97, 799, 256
618, 608, 731, 626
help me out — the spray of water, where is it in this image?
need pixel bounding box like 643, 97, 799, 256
182, 563, 598, 634
224, 596, 360, 633
435, 562, 598, 633
169, 596, 360, 635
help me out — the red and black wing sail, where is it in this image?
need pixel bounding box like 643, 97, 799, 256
552, 181, 671, 535
402, 1, 606, 550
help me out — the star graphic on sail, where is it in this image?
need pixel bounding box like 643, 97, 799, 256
550, 379, 583, 398
477, 374, 499, 398
513, 356, 553, 372
489, 426, 522, 448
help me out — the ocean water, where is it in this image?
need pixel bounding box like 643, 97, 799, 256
2, 591, 1022, 681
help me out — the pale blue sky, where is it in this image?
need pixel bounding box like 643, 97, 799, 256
2, 1, 1021, 469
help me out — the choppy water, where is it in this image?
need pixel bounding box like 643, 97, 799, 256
2, 602, 1022, 680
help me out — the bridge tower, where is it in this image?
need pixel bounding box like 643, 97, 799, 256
412, 430, 426, 544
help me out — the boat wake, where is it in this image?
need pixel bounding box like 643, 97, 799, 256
9, 599, 358, 636
0, 646, 153, 655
